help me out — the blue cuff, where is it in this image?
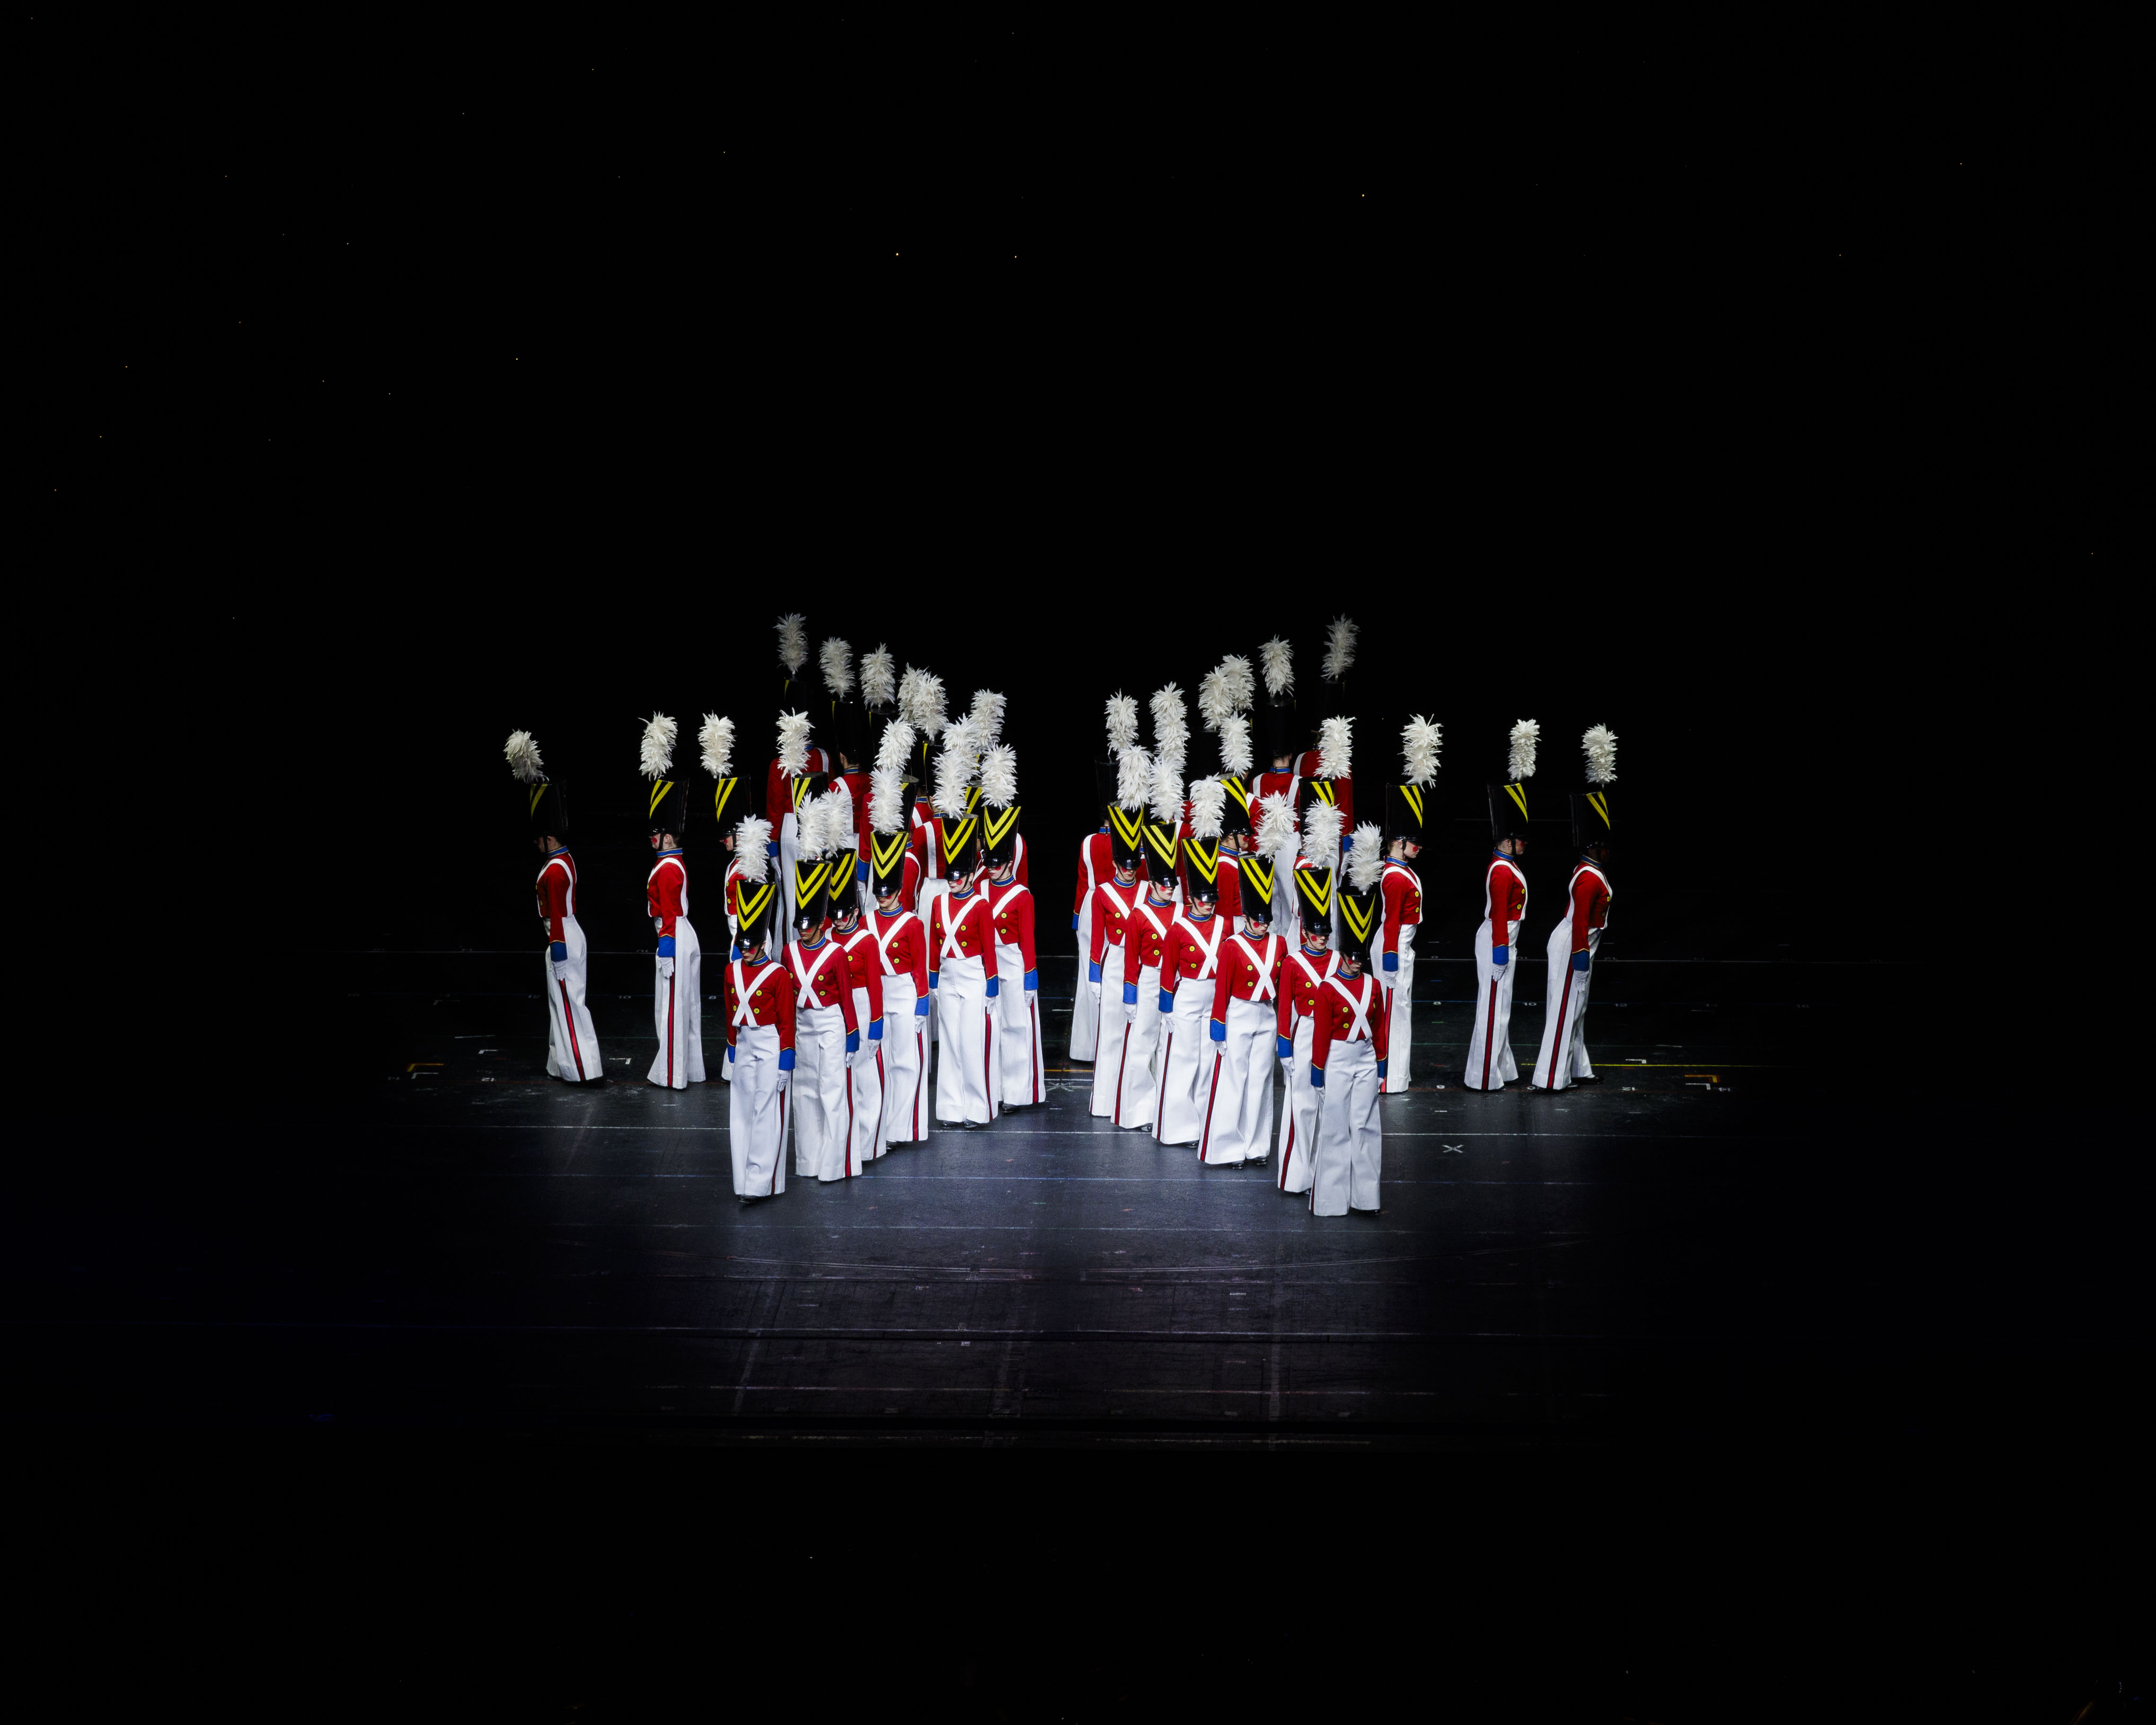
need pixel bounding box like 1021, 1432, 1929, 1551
1572, 950, 1591, 973
1209, 1020, 1225, 1043
766, 840, 780, 858
729, 944, 740, 962
1087, 961, 1102, 983
1276, 1035, 1293, 1059
985, 976, 1000, 998
1023, 969, 1038, 992
777, 1049, 796, 1072
928, 972, 939, 990
1157, 988, 1174, 1014
549, 941, 567, 964
1123, 984, 1138, 1006
845, 1031, 860, 1055
1491, 945, 1509, 967
1382, 952, 1397, 973
656, 936, 676, 958
1377, 1060, 1388, 1080
857, 859, 869, 882
725, 1043, 735, 1063
1309, 1067, 1325, 1089
913, 997, 930, 1017
1071, 912, 1079, 930
867, 1019, 883, 1041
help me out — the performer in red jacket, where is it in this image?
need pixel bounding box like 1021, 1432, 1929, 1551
928, 819, 1000, 1128
1275, 798, 1342, 1195
867, 748, 932, 1144
1111, 759, 1183, 1132
1254, 639, 1302, 951
1071, 720, 1131, 1062
1533, 726, 1616, 1093
784, 790, 863, 1180
1376, 716, 1439, 1094
724, 852, 795, 1201
1307, 860, 1390, 1217
1087, 750, 1148, 1122
1198, 835, 1286, 1168
829, 813, 888, 1169
508, 730, 604, 1085
1157, 778, 1232, 1147
981, 746, 1043, 1110
641, 714, 706, 1090
1466, 721, 1537, 1091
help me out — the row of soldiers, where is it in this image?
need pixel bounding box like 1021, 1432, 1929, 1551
1064, 629, 1616, 1216
504, 627, 1055, 1203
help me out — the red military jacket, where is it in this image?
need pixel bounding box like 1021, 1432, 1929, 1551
1379, 860, 1421, 956
1309, 969, 1389, 1074
834, 921, 888, 1023
1072, 830, 1114, 926
986, 876, 1038, 986
1484, 853, 1528, 939
784, 937, 860, 1033
928, 885, 1000, 982
1089, 878, 1141, 964
1121, 891, 1178, 975
1210, 930, 1286, 1030
647, 850, 687, 938
1159, 911, 1228, 986
723, 954, 797, 1051
764, 749, 833, 829
536, 849, 577, 944
1275, 944, 1343, 1040
869, 908, 930, 999
1562, 862, 1612, 953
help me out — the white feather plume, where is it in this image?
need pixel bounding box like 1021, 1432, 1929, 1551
639, 712, 677, 779
816, 781, 855, 853
870, 765, 906, 835
970, 689, 1006, 748
875, 718, 914, 773
1220, 654, 1254, 712
1188, 776, 1227, 841
1322, 616, 1358, 681
795, 788, 829, 858
898, 666, 946, 737
1219, 713, 1253, 778
933, 718, 979, 818
1346, 823, 1384, 892
1198, 664, 1236, 733
818, 637, 854, 699
1116, 745, 1151, 811
775, 613, 808, 674
698, 714, 734, 778
1302, 799, 1343, 863
1509, 719, 1540, 781
1317, 715, 1352, 781
776, 711, 812, 777
1149, 683, 1188, 773
1401, 716, 1440, 787
1104, 692, 1139, 753
980, 743, 1018, 809
1259, 637, 1294, 697
504, 730, 544, 784
1255, 790, 1299, 857
1582, 723, 1617, 785
860, 645, 896, 708
1149, 756, 1183, 826
734, 814, 772, 881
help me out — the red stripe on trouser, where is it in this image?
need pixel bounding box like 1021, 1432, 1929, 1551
915, 1031, 925, 1135
1154, 1034, 1172, 1139
1481, 977, 1498, 1089
666, 969, 676, 1087
873, 1048, 886, 1150
844, 1062, 855, 1175
1198, 1048, 1224, 1158
1279, 1088, 1295, 1189
1113, 1014, 1131, 1123
772, 1088, 786, 1193
558, 979, 586, 1079
1028, 999, 1040, 1101
983, 1013, 995, 1120
1544, 965, 1576, 1088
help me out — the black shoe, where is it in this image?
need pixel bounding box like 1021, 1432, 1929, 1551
1244, 1156, 1269, 1169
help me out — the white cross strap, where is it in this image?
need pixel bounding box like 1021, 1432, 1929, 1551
1178, 914, 1224, 980
1228, 933, 1281, 1001
790, 940, 842, 1002
939, 894, 978, 961
730, 959, 767, 1028
1326, 973, 1376, 1044
872, 912, 915, 977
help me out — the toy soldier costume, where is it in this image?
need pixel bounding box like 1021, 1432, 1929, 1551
1111, 760, 1183, 1132
723, 832, 795, 1200
1087, 746, 1148, 1121
640, 714, 706, 1090
1308, 823, 1389, 1216
1253, 638, 1303, 952
867, 721, 932, 1144
1464, 721, 1538, 1091
928, 723, 1000, 1128
826, 786, 888, 1169
1155, 777, 1231, 1148
1073, 694, 1139, 1062
508, 730, 603, 1084
1196, 656, 1255, 930
1376, 717, 1439, 1095
1533, 725, 1617, 1093
1274, 798, 1343, 1194
1197, 788, 1290, 1168
980, 745, 1044, 1110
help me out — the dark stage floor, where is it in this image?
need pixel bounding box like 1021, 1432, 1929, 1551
22, 947, 2128, 1456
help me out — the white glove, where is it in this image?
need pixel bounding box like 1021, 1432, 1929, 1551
656, 957, 675, 980
1124, 1002, 1139, 1024
844, 1046, 857, 1070
551, 960, 570, 982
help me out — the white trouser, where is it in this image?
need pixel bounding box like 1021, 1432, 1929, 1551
917, 879, 950, 1041
994, 942, 1045, 1108
1071, 902, 1099, 1062
881, 978, 931, 1143
791, 1001, 856, 1180
1088, 945, 1129, 1119
848, 983, 887, 1162
1463, 918, 1520, 1090
934, 954, 998, 1126
1276, 1015, 1319, 1194
647, 918, 706, 1089
1309, 1037, 1381, 1216
1153, 975, 1215, 1145
1112, 964, 1165, 1129
1198, 993, 1275, 1165
1531, 924, 1599, 1091
1379, 928, 1416, 1094
543, 914, 604, 1082
729, 1023, 787, 1197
